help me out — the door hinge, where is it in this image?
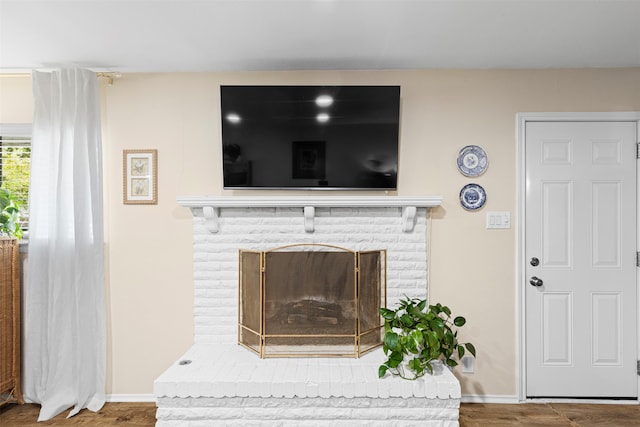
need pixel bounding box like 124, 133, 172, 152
637, 252, 640, 267
637, 142, 640, 159
637, 360, 640, 376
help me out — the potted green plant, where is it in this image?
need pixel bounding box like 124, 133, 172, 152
0, 187, 23, 239
378, 296, 476, 380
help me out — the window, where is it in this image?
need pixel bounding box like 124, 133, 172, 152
0, 124, 32, 230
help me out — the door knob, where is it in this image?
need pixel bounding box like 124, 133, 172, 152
529, 276, 543, 287
530, 257, 540, 266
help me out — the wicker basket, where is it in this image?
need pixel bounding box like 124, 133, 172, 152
0, 237, 22, 406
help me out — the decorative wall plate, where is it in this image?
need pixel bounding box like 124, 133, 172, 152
460, 183, 486, 211
457, 145, 488, 177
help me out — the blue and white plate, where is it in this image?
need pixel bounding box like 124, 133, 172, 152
457, 145, 488, 177
460, 183, 486, 211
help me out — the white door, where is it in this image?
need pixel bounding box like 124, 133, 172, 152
525, 121, 637, 398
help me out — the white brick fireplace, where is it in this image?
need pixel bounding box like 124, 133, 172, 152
154, 196, 462, 426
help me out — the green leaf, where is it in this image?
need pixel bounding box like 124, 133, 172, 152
465, 343, 477, 357
388, 351, 403, 368
430, 347, 441, 360
409, 329, 423, 346
0, 187, 23, 238
378, 365, 389, 378
405, 337, 418, 354
430, 318, 445, 332
453, 316, 466, 327
442, 306, 451, 316
443, 347, 453, 359
425, 362, 434, 374
4, 206, 18, 214
444, 331, 455, 345
400, 313, 413, 327
417, 299, 427, 311
425, 330, 439, 347
446, 358, 458, 367
458, 346, 465, 359
383, 331, 399, 351
379, 307, 396, 321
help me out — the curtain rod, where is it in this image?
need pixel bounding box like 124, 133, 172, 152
1, 71, 122, 85
95, 72, 122, 85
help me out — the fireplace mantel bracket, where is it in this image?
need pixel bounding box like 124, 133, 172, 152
303, 206, 315, 232
178, 196, 443, 233
202, 206, 220, 233
402, 206, 418, 232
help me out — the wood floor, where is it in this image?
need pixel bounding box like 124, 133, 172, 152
1, 401, 639, 426
0, 402, 156, 426
459, 403, 640, 426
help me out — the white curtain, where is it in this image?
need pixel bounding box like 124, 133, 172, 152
23, 69, 106, 421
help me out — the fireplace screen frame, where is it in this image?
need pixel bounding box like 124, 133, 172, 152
238, 244, 387, 358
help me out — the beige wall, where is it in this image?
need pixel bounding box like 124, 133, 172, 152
0, 74, 33, 122
2, 68, 639, 398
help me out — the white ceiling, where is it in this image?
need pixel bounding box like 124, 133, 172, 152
1, 0, 639, 73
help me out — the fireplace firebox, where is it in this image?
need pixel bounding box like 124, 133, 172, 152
238, 244, 386, 358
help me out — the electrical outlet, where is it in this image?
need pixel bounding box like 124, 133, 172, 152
461, 355, 474, 374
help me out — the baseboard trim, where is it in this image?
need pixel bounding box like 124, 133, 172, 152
524, 398, 639, 405
106, 394, 156, 403
461, 394, 520, 404
105, 394, 637, 405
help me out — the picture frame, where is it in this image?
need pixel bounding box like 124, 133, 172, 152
123, 149, 157, 204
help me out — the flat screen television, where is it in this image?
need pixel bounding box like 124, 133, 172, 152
220, 85, 400, 190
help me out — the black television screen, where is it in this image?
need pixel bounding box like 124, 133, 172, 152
220, 85, 400, 190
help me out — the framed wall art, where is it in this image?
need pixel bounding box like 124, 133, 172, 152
123, 149, 157, 204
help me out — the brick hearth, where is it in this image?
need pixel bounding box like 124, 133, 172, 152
154, 196, 459, 426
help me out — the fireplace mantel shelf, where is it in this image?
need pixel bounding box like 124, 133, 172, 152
177, 195, 443, 233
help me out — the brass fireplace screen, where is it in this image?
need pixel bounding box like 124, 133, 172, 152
238, 244, 386, 358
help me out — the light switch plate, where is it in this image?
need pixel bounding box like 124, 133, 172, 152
486, 211, 510, 229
